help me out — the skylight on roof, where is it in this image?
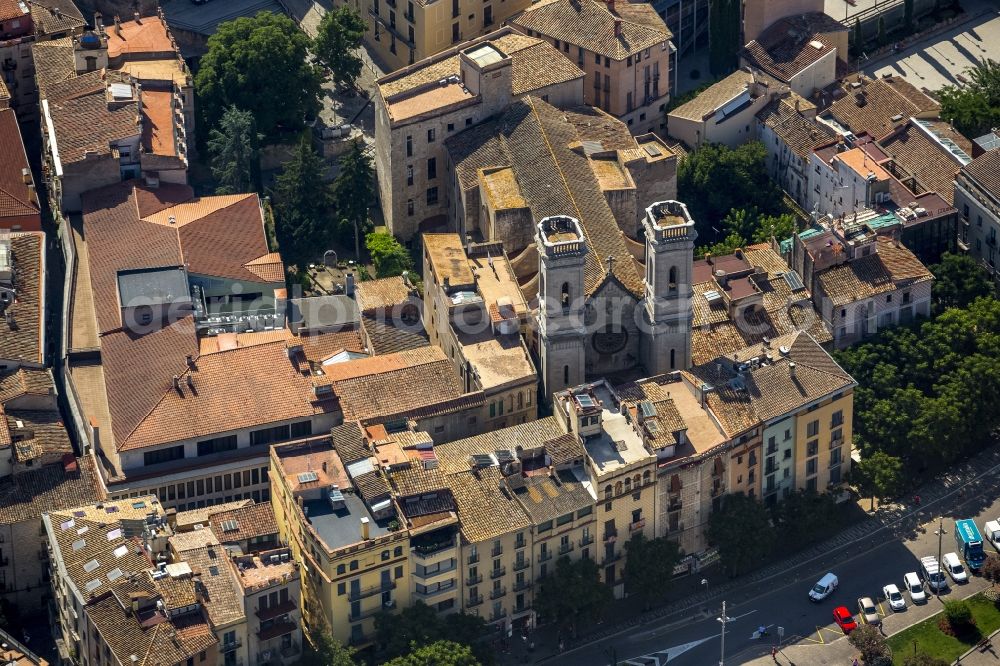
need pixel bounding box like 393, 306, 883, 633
297, 471, 319, 484
782, 271, 805, 291
113, 545, 129, 558
85, 579, 102, 594
209, 566, 219, 576
221, 519, 239, 532
132, 501, 146, 509
83, 559, 100, 573
72, 539, 86, 551
60, 519, 75, 531
107, 528, 122, 541
77, 526, 89, 535
107, 568, 123, 583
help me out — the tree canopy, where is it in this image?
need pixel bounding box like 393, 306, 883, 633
930, 252, 993, 313
334, 141, 376, 257
709, 0, 741, 76
314, 7, 367, 89
848, 624, 892, 665
207, 106, 262, 194
938, 59, 1000, 138
836, 296, 1000, 479
373, 602, 491, 664
366, 232, 413, 278
707, 492, 775, 577
380, 641, 481, 666
535, 556, 612, 636
299, 609, 356, 666
273, 139, 334, 269
852, 451, 904, 510
195, 12, 323, 142
624, 534, 682, 609
771, 490, 845, 550
677, 142, 792, 249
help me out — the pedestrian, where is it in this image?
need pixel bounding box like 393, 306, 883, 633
853, 658, 859, 666
771, 646, 778, 662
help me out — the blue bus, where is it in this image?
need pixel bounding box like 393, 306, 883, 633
955, 519, 986, 572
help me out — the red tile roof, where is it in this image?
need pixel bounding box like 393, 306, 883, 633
0, 109, 39, 222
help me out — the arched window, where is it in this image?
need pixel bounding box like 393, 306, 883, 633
604, 485, 612, 499
643, 470, 651, 484
670, 348, 676, 369
634, 474, 641, 487
624, 478, 632, 492
563, 365, 570, 386
615, 481, 623, 495
668, 266, 678, 291
561, 282, 571, 310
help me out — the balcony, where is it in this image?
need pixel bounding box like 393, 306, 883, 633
579, 534, 594, 547
467, 595, 483, 607
280, 642, 301, 659
490, 609, 507, 622
515, 537, 526, 550
558, 542, 573, 555
603, 528, 617, 543
403, 11, 414, 21
465, 574, 482, 586
467, 552, 480, 565
513, 559, 530, 572
349, 581, 395, 602
603, 552, 621, 565
256, 599, 296, 621
538, 551, 552, 563
668, 498, 683, 512
411, 540, 454, 561
513, 580, 532, 592
258, 620, 297, 641
415, 582, 455, 599
347, 607, 381, 623
489, 566, 506, 579
219, 638, 242, 653
491, 546, 503, 558
489, 587, 507, 600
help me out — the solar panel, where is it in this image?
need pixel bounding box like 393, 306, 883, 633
495, 449, 515, 464
782, 271, 805, 291
703, 290, 722, 303
107, 568, 123, 583
646, 421, 661, 435
297, 471, 319, 484
83, 559, 100, 573
576, 394, 595, 409
132, 501, 146, 509
471, 454, 494, 468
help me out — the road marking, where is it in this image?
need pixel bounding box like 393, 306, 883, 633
748, 623, 775, 640
620, 636, 715, 665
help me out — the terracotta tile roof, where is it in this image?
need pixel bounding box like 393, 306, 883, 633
816, 236, 933, 306
0, 232, 44, 365
140, 89, 175, 156
961, 148, 1000, 198
7, 409, 72, 463
435, 417, 564, 474
121, 340, 331, 451
756, 96, 836, 159
879, 119, 971, 203
244, 252, 285, 282
167, 528, 220, 552
0, 0, 25, 22
105, 15, 175, 59
0, 367, 53, 403
44, 74, 141, 165
31, 38, 75, 99
0, 109, 39, 221
376, 27, 583, 112
447, 467, 531, 543
827, 76, 940, 138
511, 0, 672, 60
511, 468, 593, 525
0, 456, 101, 524
174, 500, 252, 531
669, 70, 753, 121
353, 470, 391, 504
209, 502, 278, 543
388, 464, 450, 497
198, 329, 291, 355
742, 13, 845, 84
355, 276, 413, 313
446, 97, 643, 297
330, 422, 369, 465
297, 328, 368, 362
30, 0, 86, 36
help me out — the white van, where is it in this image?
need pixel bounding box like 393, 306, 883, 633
809, 572, 838, 601
943, 552, 968, 583
920, 556, 948, 591
985, 520, 1000, 549
904, 571, 927, 603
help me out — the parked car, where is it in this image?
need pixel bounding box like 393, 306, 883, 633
920, 556, 949, 591
809, 572, 839, 601
857, 597, 880, 626
904, 572, 927, 604
943, 552, 968, 583
833, 606, 857, 633
882, 583, 905, 611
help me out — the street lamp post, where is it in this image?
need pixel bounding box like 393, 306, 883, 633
702, 578, 709, 593
935, 519, 947, 600
717, 600, 732, 666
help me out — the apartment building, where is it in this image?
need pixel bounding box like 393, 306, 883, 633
422, 234, 538, 431
667, 70, 776, 150
955, 149, 1000, 283
0, 229, 45, 369
510, 0, 673, 135
233, 547, 302, 666
740, 12, 846, 100
374, 27, 584, 241
0, 0, 85, 122
0, 107, 41, 231
269, 438, 411, 648
822, 74, 940, 139
755, 93, 835, 209
352, 275, 429, 355
807, 139, 894, 219
44, 496, 220, 666
33, 11, 193, 214
784, 216, 934, 348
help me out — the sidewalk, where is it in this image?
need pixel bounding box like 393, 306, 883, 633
513, 441, 1000, 665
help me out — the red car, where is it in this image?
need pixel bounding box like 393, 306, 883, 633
833, 606, 858, 633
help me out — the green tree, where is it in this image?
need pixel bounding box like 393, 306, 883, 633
195, 12, 323, 142
366, 232, 413, 278
373, 603, 491, 664
709, 0, 741, 76
333, 141, 376, 259
903, 655, 950, 666
848, 624, 892, 664
904, 0, 914, 32
753, 213, 797, 243
299, 608, 356, 666
943, 599, 974, 630
772, 490, 844, 549
852, 451, 905, 511
313, 7, 367, 90
624, 534, 682, 609
931, 253, 993, 313
982, 553, 1000, 583
707, 493, 775, 577
851, 19, 863, 58
876, 15, 886, 47
535, 556, 612, 636
273, 139, 334, 268
677, 142, 789, 246
207, 106, 262, 194
381, 641, 480, 666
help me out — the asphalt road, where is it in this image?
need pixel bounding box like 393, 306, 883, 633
549, 486, 1000, 666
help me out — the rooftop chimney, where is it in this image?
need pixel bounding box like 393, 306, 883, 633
360, 517, 370, 540
21, 168, 30, 184
185, 354, 196, 370
134, 12, 141, 23
614, 17, 622, 38
606, 0, 614, 12
114, 15, 122, 37
788, 361, 796, 379
186, 374, 194, 390
172, 375, 180, 391
345, 272, 355, 297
